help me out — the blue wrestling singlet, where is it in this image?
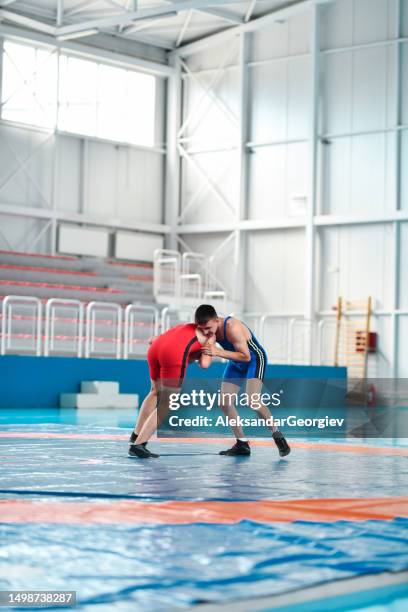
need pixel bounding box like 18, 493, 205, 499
218, 316, 267, 381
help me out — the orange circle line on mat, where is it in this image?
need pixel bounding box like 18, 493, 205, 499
0, 432, 407, 456
0, 497, 407, 525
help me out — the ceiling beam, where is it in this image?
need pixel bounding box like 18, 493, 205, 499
0, 9, 56, 34
0, 22, 174, 76
244, 0, 257, 23
122, 32, 176, 50
197, 8, 244, 24
56, 0, 249, 37
57, 28, 99, 41
176, 9, 192, 47
172, 0, 314, 57
123, 12, 178, 35
123, 8, 241, 40
105, 0, 129, 11
166, 1, 244, 25
65, 1, 101, 18
0, 203, 171, 234
56, 0, 64, 26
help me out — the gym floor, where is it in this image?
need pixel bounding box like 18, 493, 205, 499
0, 409, 407, 611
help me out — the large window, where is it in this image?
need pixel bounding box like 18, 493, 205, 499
1, 39, 157, 147
1, 41, 58, 128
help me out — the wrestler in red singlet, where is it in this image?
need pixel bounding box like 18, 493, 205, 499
147, 323, 203, 387
129, 322, 213, 457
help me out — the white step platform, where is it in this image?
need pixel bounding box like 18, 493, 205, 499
60, 380, 138, 409
80, 381, 119, 394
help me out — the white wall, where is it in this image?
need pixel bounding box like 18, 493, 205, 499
246, 229, 306, 313
318, 225, 394, 312
177, 0, 407, 375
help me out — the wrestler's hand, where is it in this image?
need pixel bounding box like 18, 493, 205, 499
202, 344, 221, 357
196, 328, 215, 345
204, 332, 216, 346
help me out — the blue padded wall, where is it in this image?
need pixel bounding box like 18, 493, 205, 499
0, 355, 346, 408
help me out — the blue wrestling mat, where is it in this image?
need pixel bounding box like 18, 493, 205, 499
0, 408, 407, 611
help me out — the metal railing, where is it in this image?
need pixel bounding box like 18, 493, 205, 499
0, 294, 160, 360
0, 295, 353, 366
246, 312, 337, 366
124, 304, 158, 359
85, 301, 122, 359
161, 306, 195, 332
153, 249, 181, 300
256, 313, 306, 364
203, 290, 227, 313
1, 295, 42, 356
182, 251, 208, 279
153, 248, 230, 307
44, 298, 84, 357
180, 273, 202, 300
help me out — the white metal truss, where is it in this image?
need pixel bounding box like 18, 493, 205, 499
0, 129, 55, 206
173, 32, 242, 248
123, 13, 177, 36
0, 133, 55, 210
175, 9, 193, 48
55, 0, 254, 39
65, 2, 106, 19
165, 0, 244, 26
178, 145, 236, 220
178, 152, 235, 222
178, 43, 239, 138
170, 0, 314, 57
0, 0, 317, 56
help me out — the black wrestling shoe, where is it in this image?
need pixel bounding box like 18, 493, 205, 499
129, 432, 147, 448
219, 440, 251, 456
128, 444, 159, 458
273, 431, 290, 457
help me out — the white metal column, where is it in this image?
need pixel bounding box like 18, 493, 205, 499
305, 2, 321, 364
50, 48, 61, 255
235, 31, 251, 311
0, 38, 3, 111
165, 54, 182, 250
391, 0, 402, 378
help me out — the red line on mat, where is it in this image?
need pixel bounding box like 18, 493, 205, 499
1, 432, 407, 456
0, 497, 407, 525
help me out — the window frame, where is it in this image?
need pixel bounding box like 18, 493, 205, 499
0, 35, 163, 151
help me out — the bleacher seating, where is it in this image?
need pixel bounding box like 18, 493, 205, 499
0, 249, 233, 359
0, 251, 154, 305
0, 250, 157, 358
